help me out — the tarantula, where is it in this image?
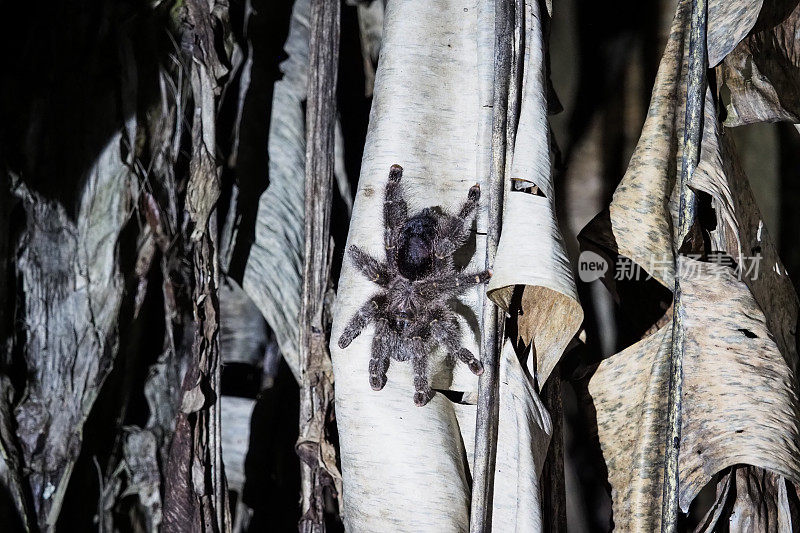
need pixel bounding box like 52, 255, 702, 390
338, 164, 492, 406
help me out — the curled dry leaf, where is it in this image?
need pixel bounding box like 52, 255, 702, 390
241, 0, 308, 380
240, 0, 350, 380
694, 465, 800, 532
180, 381, 207, 414
163, 0, 231, 530
580, 0, 800, 528
486, 0, 582, 388
330, 0, 577, 530
706, 0, 764, 67
719, 0, 800, 126
589, 258, 800, 531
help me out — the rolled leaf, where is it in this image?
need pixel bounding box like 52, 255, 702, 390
330, 0, 568, 529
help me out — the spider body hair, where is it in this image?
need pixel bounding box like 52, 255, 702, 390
338, 164, 492, 406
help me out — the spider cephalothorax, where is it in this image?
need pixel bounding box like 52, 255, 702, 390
338, 164, 492, 406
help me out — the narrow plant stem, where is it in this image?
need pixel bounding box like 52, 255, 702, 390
661, 0, 707, 530
541, 365, 567, 532
298, 0, 341, 531
162, 2, 232, 529
470, 1, 513, 530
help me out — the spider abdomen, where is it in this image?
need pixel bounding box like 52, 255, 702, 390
396, 212, 437, 280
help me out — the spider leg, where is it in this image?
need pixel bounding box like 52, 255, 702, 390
454, 347, 484, 376
435, 183, 481, 259
458, 183, 481, 219
410, 335, 434, 406
338, 295, 382, 349
453, 268, 493, 289
384, 164, 407, 268
349, 245, 390, 286
369, 318, 392, 391
415, 269, 492, 302
430, 310, 484, 376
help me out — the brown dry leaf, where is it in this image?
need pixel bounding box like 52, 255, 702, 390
579, 0, 697, 291
579, 0, 800, 529
163, 1, 231, 530
719, 0, 800, 126
690, 110, 799, 376
581, 0, 800, 364
723, 468, 798, 532
580, 0, 798, 288
694, 466, 800, 532
589, 259, 800, 531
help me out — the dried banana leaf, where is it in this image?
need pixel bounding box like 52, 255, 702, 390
12, 122, 135, 528
579, 0, 800, 529
486, 0, 582, 387
719, 0, 800, 126
240, 0, 308, 380
589, 258, 800, 531
694, 466, 799, 532
241, 0, 350, 381
330, 0, 575, 529
707, 0, 764, 67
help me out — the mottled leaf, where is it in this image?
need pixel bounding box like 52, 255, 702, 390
579, 0, 800, 528
719, 1, 800, 126
589, 259, 800, 531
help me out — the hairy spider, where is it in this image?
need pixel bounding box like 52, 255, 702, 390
338, 164, 492, 406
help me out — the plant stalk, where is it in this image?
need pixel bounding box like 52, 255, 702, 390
470, 0, 514, 530
661, 0, 707, 530
298, 0, 341, 531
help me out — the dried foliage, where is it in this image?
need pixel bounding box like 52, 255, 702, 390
719, 1, 800, 125
1, 0, 800, 531
330, 0, 578, 530
580, 0, 800, 529
239, 0, 309, 380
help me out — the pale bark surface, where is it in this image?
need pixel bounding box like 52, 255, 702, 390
331, 2, 486, 528
330, 0, 576, 531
